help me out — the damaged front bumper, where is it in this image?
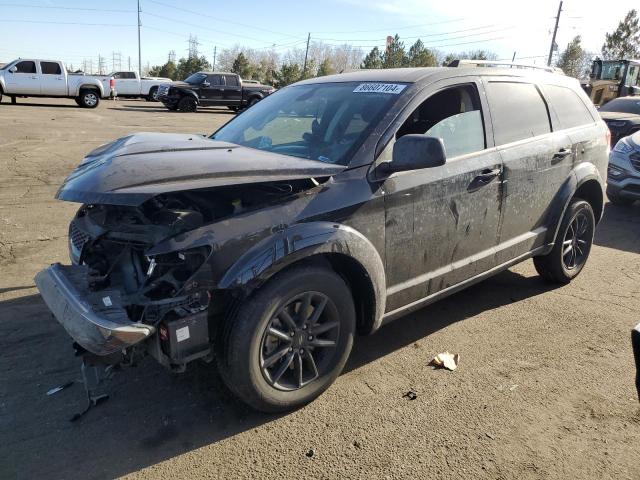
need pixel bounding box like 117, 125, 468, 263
35, 263, 155, 356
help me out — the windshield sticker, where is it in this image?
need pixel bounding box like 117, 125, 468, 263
353, 83, 406, 94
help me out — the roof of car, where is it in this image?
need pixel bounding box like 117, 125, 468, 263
296, 67, 575, 87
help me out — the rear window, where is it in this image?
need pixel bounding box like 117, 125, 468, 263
542, 84, 594, 129
485, 81, 551, 145
599, 98, 640, 115
15, 61, 36, 74
40, 62, 61, 75
224, 75, 239, 86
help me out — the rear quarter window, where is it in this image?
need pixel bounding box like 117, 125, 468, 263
542, 84, 595, 129
485, 81, 551, 145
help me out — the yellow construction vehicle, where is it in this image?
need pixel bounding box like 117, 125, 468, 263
586, 58, 640, 106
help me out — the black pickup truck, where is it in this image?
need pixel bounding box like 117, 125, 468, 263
157, 71, 275, 112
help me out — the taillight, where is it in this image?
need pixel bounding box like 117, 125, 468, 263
605, 128, 611, 146
159, 323, 169, 341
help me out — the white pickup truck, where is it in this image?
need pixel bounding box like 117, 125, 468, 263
0, 58, 171, 108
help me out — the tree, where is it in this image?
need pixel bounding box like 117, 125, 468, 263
361, 47, 383, 69
602, 9, 640, 59
176, 55, 211, 80
383, 34, 406, 68
406, 39, 437, 67
273, 62, 301, 88
231, 52, 253, 79
556, 36, 591, 79
317, 58, 336, 76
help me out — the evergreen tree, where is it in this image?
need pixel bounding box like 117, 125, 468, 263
602, 9, 640, 59
317, 58, 335, 76
361, 47, 383, 69
382, 34, 406, 68
176, 55, 211, 80
556, 36, 590, 79
407, 40, 437, 67
273, 62, 301, 88
231, 52, 253, 79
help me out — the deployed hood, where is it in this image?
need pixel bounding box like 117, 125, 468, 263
56, 133, 345, 206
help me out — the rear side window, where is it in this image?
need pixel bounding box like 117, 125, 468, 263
224, 75, 239, 86
41, 62, 61, 75
485, 82, 551, 145
542, 84, 594, 129
15, 61, 36, 74
207, 74, 223, 85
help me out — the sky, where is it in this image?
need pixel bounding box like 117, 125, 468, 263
0, 0, 638, 72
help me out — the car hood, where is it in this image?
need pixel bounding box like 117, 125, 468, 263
56, 132, 345, 206
599, 111, 640, 122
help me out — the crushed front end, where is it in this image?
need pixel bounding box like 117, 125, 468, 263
36, 195, 216, 371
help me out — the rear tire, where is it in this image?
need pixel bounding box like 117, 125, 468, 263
78, 89, 99, 108
147, 86, 159, 102
177, 96, 197, 112
217, 265, 356, 412
534, 199, 595, 284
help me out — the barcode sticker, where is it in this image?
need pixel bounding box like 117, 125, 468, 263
353, 83, 406, 94
176, 326, 190, 342
102, 296, 112, 307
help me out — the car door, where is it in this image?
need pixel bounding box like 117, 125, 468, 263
199, 74, 224, 105
5, 60, 40, 94
222, 74, 242, 105
381, 79, 504, 314
113, 72, 138, 95
38, 61, 65, 96
483, 78, 573, 264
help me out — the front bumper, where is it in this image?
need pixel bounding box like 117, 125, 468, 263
158, 95, 180, 108
633, 323, 640, 401
607, 151, 640, 200
35, 264, 155, 356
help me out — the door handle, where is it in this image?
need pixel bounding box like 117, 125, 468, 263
552, 147, 572, 163
468, 168, 502, 192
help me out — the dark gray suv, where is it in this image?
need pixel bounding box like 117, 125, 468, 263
36, 66, 608, 412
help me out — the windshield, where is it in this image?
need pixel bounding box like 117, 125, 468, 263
184, 72, 207, 84
211, 81, 406, 165
598, 61, 626, 81
0, 60, 16, 70
599, 98, 640, 115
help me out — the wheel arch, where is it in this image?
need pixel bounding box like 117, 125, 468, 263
78, 83, 102, 96
218, 222, 386, 335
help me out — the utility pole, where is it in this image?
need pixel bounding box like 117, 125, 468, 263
128, 56, 131, 70
302, 32, 311, 78
547, 1, 562, 67
137, 0, 142, 77
213, 46, 217, 71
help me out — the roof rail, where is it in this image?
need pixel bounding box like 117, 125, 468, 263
448, 59, 563, 74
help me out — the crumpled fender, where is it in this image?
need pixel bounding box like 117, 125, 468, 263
219, 221, 387, 333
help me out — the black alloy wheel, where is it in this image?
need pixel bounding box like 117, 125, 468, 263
260, 291, 340, 391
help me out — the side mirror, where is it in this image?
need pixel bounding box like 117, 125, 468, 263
383, 135, 446, 174
202, 81, 210, 87
9, 66, 17, 73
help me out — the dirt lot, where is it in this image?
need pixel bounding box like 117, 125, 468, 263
0, 97, 639, 480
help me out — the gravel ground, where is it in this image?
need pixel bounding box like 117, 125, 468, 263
0, 97, 638, 480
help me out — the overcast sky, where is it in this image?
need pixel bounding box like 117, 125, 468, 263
0, 0, 637, 71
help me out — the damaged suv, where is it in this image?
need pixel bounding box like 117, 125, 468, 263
36, 67, 608, 412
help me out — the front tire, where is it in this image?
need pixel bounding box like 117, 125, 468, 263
217, 265, 356, 412
147, 86, 159, 102
534, 199, 595, 284
78, 89, 99, 108
247, 96, 260, 107
177, 96, 197, 112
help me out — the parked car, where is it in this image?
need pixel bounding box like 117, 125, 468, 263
35, 66, 608, 412
157, 71, 274, 112
0, 58, 107, 108
607, 130, 640, 205
105, 71, 172, 101
599, 96, 640, 147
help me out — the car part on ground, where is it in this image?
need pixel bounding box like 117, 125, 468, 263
36, 66, 608, 411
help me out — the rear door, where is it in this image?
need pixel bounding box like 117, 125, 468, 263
381, 78, 504, 313
38, 61, 65, 96
483, 78, 573, 263
5, 60, 40, 94
222, 74, 242, 105
199, 74, 224, 105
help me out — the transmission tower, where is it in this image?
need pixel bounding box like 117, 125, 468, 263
98, 54, 106, 74
112, 51, 122, 71
168, 50, 176, 63
187, 35, 200, 59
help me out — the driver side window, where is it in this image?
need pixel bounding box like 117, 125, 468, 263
396, 84, 486, 159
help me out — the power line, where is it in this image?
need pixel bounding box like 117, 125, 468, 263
0, 3, 135, 13
0, 19, 135, 27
